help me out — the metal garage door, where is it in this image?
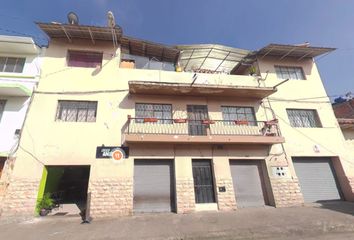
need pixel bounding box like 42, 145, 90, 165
230, 160, 267, 208
293, 157, 342, 202
133, 159, 175, 212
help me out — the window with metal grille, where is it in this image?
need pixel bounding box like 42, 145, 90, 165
221, 106, 257, 125
286, 109, 322, 128
56, 101, 97, 122
275, 66, 305, 80
67, 50, 103, 68
0, 100, 6, 123
0, 57, 25, 73
135, 103, 172, 124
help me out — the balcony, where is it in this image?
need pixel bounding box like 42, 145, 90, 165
124, 117, 285, 145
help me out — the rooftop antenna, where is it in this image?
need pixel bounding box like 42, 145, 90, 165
107, 11, 118, 49
67, 12, 79, 25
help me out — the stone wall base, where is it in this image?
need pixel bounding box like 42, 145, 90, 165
0, 178, 40, 217
176, 178, 195, 213
270, 178, 304, 207
216, 178, 237, 211
88, 178, 133, 218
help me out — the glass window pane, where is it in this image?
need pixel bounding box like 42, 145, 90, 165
14, 58, 25, 73
4, 58, 17, 72
0, 57, 6, 71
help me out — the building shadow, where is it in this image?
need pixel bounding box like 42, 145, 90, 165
316, 200, 354, 216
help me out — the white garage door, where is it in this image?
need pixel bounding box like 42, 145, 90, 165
133, 159, 175, 212
293, 157, 342, 202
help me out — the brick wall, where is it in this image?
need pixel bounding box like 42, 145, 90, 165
270, 178, 304, 207
175, 178, 195, 213
215, 178, 237, 211
0, 178, 40, 217
88, 178, 133, 218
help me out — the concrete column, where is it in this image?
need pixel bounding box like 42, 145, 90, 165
212, 156, 237, 211
174, 156, 195, 213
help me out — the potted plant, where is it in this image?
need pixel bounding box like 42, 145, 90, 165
143, 117, 158, 123
36, 193, 54, 216
248, 66, 257, 76
202, 120, 215, 125
235, 120, 249, 125
174, 118, 187, 123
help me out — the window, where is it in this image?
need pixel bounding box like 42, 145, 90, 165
135, 103, 172, 124
275, 66, 305, 80
286, 109, 321, 128
0, 57, 25, 73
56, 101, 97, 122
67, 51, 103, 68
221, 106, 257, 125
0, 100, 6, 123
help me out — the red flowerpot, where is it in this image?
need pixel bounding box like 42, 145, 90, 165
143, 118, 158, 123
235, 120, 249, 125
174, 119, 187, 123
202, 120, 215, 125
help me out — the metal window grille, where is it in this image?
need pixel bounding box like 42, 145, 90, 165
0, 57, 26, 73
221, 106, 257, 126
67, 51, 103, 68
135, 103, 172, 124
0, 100, 6, 123
275, 66, 305, 80
286, 109, 321, 128
56, 101, 97, 122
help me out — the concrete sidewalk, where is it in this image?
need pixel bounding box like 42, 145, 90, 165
1, 201, 354, 240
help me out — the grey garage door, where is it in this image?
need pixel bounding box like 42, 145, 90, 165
230, 160, 267, 208
134, 159, 175, 212
293, 157, 342, 202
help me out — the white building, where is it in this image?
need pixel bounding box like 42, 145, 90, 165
0, 35, 42, 178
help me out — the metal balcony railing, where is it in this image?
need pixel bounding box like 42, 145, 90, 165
126, 117, 281, 137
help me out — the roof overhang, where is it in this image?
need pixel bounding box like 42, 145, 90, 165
121, 36, 180, 63
0, 83, 32, 96
36, 22, 123, 43
0, 35, 39, 55
256, 44, 335, 60
129, 81, 276, 99
337, 118, 354, 130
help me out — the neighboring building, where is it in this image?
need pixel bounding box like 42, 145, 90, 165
333, 99, 354, 157
0, 35, 41, 182
1, 19, 353, 218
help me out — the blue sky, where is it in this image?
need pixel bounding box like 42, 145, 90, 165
0, 0, 353, 97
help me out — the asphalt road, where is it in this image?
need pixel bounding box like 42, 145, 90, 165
1, 201, 354, 240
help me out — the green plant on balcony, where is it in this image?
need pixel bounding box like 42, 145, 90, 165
248, 66, 257, 76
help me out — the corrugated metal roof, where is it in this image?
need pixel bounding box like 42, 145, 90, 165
176, 44, 250, 74
256, 43, 335, 59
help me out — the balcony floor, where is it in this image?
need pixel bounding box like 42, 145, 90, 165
124, 133, 285, 145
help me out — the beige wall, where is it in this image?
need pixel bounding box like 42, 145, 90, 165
4, 39, 354, 216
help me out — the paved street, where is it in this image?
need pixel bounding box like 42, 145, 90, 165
1, 201, 354, 240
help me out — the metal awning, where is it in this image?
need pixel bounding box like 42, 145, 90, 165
120, 36, 179, 63
337, 118, 354, 130
176, 44, 250, 74
36, 22, 179, 63
129, 81, 276, 99
256, 43, 335, 60
36, 22, 123, 43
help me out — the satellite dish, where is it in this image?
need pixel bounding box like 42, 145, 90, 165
67, 12, 79, 25
107, 11, 116, 28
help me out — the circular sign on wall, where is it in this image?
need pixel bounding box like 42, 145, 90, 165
111, 148, 126, 162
